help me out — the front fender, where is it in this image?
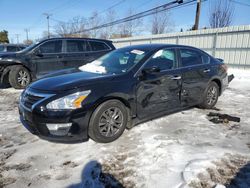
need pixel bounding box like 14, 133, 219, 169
0, 58, 24, 65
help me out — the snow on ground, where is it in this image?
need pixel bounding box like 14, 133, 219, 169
0, 68, 250, 188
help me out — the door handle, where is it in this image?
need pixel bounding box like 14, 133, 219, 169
203, 69, 210, 73
171, 75, 182, 80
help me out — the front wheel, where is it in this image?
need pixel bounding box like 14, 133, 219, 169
88, 100, 128, 143
199, 81, 219, 109
9, 65, 31, 89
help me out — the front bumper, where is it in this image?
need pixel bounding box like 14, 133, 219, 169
19, 103, 90, 143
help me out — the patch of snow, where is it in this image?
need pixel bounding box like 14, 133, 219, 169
0, 68, 250, 188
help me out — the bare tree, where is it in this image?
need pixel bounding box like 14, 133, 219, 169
151, 10, 174, 34
209, 0, 234, 28
118, 8, 143, 38
99, 9, 117, 39
87, 11, 102, 38
54, 16, 89, 37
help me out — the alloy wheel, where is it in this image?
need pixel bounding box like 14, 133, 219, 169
98, 107, 124, 137
17, 70, 30, 87
206, 86, 218, 105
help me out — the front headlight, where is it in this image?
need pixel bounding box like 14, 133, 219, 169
46, 90, 91, 110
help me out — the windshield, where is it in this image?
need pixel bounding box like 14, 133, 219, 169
79, 48, 148, 75
19, 42, 38, 53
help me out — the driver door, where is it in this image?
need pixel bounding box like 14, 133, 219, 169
32, 40, 63, 78
136, 48, 182, 120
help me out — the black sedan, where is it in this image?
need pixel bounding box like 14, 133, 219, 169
19, 44, 229, 143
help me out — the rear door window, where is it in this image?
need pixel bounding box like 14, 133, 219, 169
89, 41, 109, 51
39, 41, 62, 53
66, 40, 90, 52
180, 49, 203, 67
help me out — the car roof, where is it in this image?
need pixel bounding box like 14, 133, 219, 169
118, 44, 201, 51
41, 37, 113, 43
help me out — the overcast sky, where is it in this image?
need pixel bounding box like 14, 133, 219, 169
0, 0, 250, 43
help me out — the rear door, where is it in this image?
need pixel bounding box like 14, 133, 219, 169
63, 39, 91, 68
32, 40, 63, 78
178, 48, 212, 106
136, 48, 182, 120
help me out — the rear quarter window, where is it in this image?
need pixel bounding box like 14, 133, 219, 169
180, 49, 205, 67
201, 53, 210, 64
89, 41, 110, 51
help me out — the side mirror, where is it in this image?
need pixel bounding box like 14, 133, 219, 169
142, 66, 160, 75
33, 49, 43, 57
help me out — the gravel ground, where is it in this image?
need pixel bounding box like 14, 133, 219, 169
0, 68, 250, 188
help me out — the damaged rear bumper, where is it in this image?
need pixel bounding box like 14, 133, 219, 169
228, 74, 234, 83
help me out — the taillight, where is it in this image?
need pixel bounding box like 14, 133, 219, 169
221, 64, 228, 73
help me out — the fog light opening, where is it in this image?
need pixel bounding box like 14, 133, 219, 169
46, 123, 72, 136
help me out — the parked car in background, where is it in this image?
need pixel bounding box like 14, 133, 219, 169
19, 44, 229, 143
0, 44, 27, 53
0, 38, 115, 89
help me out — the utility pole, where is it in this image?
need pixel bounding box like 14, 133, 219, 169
24, 28, 30, 41
194, 0, 201, 30
15, 34, 20, 44
43, 13, 52, 38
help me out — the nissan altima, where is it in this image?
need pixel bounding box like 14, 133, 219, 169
19, 44, 229, 143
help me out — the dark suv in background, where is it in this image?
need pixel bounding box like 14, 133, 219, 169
0, 38, 115, 89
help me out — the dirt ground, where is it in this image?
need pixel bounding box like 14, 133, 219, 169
0, 69, 250, 188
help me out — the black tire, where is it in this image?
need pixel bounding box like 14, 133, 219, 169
88, 100, 128, 143
9, 65, 31, 89
199, 81, 219, 109
0, 74, 10, 89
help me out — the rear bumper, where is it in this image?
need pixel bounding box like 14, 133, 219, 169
228, 74, 234, 83
220, 73, 229, 94
19, 103, 90, 143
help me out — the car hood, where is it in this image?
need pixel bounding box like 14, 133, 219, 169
30, 68, 114, 92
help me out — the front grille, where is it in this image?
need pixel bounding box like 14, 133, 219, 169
23, 94, 44, 109
20, 88, 54, 110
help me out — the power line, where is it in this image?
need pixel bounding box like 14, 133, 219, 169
98, 0, 127, 15
230, 0, 250, 7
46, 0, 80, 14
69, 0, 196, 34
134, 0, 154, 10
51, 0, 128, 24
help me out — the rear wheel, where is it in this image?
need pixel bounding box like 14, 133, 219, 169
9, 65, 31, 89
199, 81, 219, 109
88, 100, 128, 143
